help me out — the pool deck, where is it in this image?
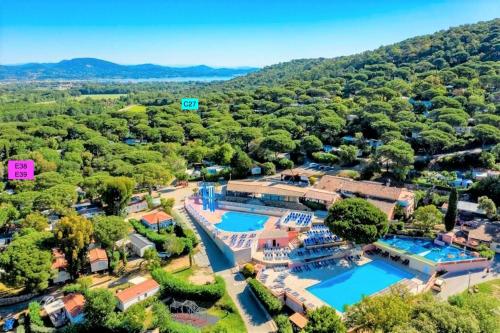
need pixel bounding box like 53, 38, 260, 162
258, 256, 426, 313
186, 198, 282, 254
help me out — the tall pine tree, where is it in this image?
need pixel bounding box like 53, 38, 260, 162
444, 188, 458, 231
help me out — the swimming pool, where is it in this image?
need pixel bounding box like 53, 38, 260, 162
215, 211, 269, 232
379, 236, 475, 262
307, 260, 413, 311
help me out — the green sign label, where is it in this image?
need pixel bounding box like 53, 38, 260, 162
181, 98, 199, 110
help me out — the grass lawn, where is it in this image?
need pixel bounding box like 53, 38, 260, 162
75, 93, 126, 100
172, 266, 194, 280
118, 104, 147, 112
202, 291, 246, 333
468, 278, 500, 297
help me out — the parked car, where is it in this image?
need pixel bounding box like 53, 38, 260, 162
40, 295, 55, 306
3, 318, 16, 332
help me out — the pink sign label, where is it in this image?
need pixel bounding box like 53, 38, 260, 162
8, 160, 35, 180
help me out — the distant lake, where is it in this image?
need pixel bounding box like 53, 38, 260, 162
77, 76, 240, 83
0, 75, 241, 84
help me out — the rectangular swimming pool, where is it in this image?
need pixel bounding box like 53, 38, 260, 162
379, 236, 475, 262
215, 211, 269, 232
307, 260, 413, 311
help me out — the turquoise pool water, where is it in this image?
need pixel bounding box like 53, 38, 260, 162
307, 260, 413, 311
215, 211, 269, 232
379, 236, 475, 262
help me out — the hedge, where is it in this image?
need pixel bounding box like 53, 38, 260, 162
151, 269, 225, 303
274, 314, 293, 333
248, 278, 283, 315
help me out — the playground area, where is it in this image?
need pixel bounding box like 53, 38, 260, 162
169, 299, 219, 328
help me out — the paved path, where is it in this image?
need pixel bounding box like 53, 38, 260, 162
176, 206, 276, 333
437, 256, 499, 300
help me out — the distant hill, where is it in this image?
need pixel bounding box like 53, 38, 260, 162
0, 58, 259, 80
226, 18, 499, 88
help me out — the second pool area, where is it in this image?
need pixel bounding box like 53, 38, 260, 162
215, 211, 269, 232
307, 259, 413, 311
379, 236, 476, 262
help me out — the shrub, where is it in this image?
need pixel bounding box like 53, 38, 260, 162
337, 169, 360, 179
248, 278, 283, 315
28, 301, 43, 326
311, 152, 339, 164
274, 314, 293, 333
151, 269, 225, 303
477, 244, 495, 260
261, 162, 276, 175
241, 263, 255, 278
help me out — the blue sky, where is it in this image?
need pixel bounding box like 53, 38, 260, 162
1, 0, 499, 67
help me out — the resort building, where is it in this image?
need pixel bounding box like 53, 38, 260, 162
314, 176, 416, 218
46, 293, 86, 327
140, 211, 175, 230
128, 233, 155, 257
63, 293, 85, 324
51, 248, 70, 284
458, 222, 500, 253
258, 229, 290, 250
226, 180, 339, 208
88, 248, 108, 273
226, 180, 308, 205
116, 279, 160, 311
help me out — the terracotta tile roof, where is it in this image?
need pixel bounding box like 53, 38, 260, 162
281, 168, 319, 177
116, 279, 159, 303
51, 248, 68, 270
468, 223, 500, 242
259, 229, 289, 239
227, 181, 308, 197
315, 176, 413, 202
141, 211, 173, 225
289, 312, 308, 329
304, 188, 341, 203
63, 294, 85, 318
88, 248, 108, 263
367, 199, 396, 219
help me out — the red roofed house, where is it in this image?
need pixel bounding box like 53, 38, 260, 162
51, 248, 71, 284
88, 248, 108, 273
63, 293, 85, 324
116, 279, 160, 311
140, 211, 174, 231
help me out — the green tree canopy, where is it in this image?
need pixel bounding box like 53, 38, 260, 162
54, 214, 94, 278
325, 198, 389, 244
92, 215, 129, 250
0, 229, 52, 291
304, 306, 346, 333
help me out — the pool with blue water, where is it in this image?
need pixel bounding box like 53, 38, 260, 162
379, 236, 475, 262
215, 211, 269, 232
307, 259, 413, 311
